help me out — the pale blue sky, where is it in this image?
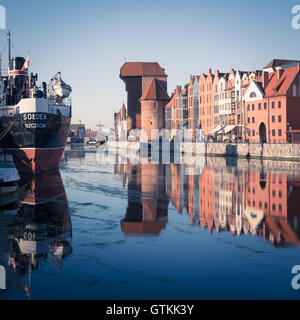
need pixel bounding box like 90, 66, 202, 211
0, 0, 299, 129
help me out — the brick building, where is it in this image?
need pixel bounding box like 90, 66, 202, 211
140, 78, 170, 140
188, 76, 199, 137
244, 59, 300, 143
198, 69, 214, 135
120, 62, 168, 133
165, 85, 188, 132
167, 58, 300, 143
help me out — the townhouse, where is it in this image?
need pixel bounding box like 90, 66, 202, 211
187, 75, 199, 137
198, 69, 214, 135
244, 59, 300, 143
165, 85, 188, 132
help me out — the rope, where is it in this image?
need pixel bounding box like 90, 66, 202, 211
0, 118, 18, 141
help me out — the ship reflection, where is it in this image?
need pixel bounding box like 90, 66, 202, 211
117, 156, 300, 248
6, 170, 72, 298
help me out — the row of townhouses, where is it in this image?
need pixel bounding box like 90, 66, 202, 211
166, 59, 300, 143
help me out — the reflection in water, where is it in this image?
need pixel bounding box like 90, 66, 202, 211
62, 146, 86, 163
0, 170, 72, 298
116, 156, 300, 248
117, 163, 169, 236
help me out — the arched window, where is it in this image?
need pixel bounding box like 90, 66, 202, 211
250, 92, 257, 98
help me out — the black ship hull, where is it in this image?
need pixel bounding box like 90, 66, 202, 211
0, 113, 71, 174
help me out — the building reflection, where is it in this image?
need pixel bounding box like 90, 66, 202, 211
4, 170, 72, 298
62, 147, 86, 163
117, 155, 300, 248
167, 158, 300, 248
116, 160, 169, 236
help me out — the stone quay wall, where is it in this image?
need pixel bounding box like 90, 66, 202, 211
108, 141, 300, 162
182, 142, 300, 161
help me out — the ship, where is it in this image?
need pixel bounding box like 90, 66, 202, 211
0, 31, 72, 174
88, 137, 97, 146
96, 121, 108, 146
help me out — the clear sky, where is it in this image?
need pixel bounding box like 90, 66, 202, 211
0, 0, 299, 129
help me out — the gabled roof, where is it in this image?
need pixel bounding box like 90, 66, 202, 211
263, 59, 300, 70
166, 91, 176, 107
120, 62, 167, 77
244, 80, 265, 100
140, 78, 170, 101
258, 66, 299, 97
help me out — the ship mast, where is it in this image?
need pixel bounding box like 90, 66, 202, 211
7, 30, 11, 69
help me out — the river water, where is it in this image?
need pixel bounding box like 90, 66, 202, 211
1, 147, 300, 300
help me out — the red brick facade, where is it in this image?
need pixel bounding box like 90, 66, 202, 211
245, 63, 300, 143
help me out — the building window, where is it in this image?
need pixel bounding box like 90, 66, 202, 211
248, 117, 250, 124
258, 103, 261, 110
279, 204, 282, 212
264, 103, 267, 110
252, 104, 255, 111
272, 116, 275, 123
272, 190, 276, 197
252, 117, 255, 123
278, 115, 282, 122
272, 102, 275, 109
250, 92, 257, 98
293, 84, 297, 97
278, 101, 281, 108
252, 130, 255, 136
247, 104, 250, 111
278, 129, 282, 136
272, 130, 276, 136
